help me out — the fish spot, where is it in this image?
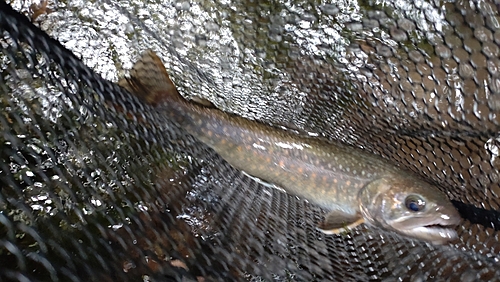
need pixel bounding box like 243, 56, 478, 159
333, 179, 338, 184
252, 143, 266, 151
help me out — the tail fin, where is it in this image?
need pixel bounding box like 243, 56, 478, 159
119, 50, 180, 106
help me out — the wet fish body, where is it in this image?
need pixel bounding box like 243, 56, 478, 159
119, 51, 461, 244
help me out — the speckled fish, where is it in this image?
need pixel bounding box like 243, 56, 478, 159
119, 50, 461, 244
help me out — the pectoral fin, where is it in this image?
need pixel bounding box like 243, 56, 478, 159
317, 211, 365, 234
190, 97, 216, 107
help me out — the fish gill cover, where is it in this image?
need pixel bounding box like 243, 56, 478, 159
0, 0, 499, 281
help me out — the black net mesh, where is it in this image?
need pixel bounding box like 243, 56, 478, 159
1, 0, 500, 281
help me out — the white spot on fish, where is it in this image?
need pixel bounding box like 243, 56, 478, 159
252, 143, 267, 151
275, 141, 304, 150
441, 214, 451, 220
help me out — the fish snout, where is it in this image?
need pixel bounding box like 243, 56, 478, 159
387, 205, 462, 244
407, 209, 462, 244
434, 204, 462, 226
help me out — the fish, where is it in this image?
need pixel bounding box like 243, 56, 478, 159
119, 50, 461, 244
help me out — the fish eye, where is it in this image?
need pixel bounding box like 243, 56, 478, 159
405, 195, 426, 212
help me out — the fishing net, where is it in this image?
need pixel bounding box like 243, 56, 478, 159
1, 0, 500, 280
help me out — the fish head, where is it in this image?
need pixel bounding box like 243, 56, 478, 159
358, 177, 461, 244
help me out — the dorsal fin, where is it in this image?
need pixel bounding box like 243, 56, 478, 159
118, 50, 181, 106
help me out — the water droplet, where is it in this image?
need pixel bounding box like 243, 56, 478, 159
175, 1, 190, 11
320, 4, 339, 16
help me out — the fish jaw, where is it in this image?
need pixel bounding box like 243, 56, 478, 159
401, 226, 457, 243
358, 177, 461, 244
387, 212, 461, 244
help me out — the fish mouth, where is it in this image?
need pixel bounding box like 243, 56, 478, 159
392, 217, 460, 244
408, 225, 458, 243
